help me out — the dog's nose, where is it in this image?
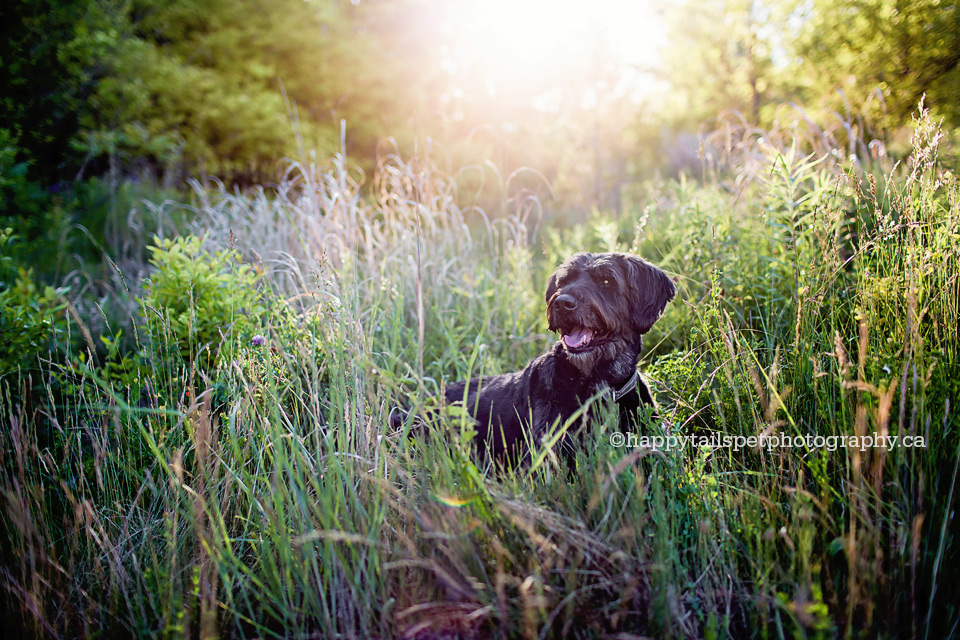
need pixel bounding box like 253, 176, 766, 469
555, 294, 578, 311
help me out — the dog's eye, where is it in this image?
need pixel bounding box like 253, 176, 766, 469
591, 271, 614, 288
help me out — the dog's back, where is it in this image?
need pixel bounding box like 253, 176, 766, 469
443, 340, 660, 464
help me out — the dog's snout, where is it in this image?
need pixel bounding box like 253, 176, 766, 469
555, 293, 578, 311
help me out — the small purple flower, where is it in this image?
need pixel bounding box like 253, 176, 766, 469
252, 335, 266, 347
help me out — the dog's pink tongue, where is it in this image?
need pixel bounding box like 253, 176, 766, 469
563, 329, 593, 348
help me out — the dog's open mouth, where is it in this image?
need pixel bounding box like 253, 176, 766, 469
561, 328, 600, 352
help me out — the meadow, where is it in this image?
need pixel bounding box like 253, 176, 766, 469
1, 106, 958, 639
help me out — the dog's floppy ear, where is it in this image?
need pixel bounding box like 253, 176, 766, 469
624, 255, 676, 334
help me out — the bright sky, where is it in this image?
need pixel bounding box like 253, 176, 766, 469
440, 0, 668, 109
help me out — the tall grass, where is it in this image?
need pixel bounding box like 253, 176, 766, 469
1, 104, 958, 638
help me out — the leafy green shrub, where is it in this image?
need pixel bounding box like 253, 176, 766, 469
141, 234, 265, 372
0, 229, 69, 380
0, 130, 49, 223
646, 349, 710, 427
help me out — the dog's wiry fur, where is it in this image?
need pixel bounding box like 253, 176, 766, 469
440, 252, 676, 463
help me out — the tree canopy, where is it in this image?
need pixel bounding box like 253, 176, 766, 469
1, 0, 958, 214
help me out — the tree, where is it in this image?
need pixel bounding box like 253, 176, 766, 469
791, 0, 960, 129
0, 0, 429, 189
659, 0, 791, 128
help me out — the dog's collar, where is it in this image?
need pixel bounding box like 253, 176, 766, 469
608, 368, 641, 403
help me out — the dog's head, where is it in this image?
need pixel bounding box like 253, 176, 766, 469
545, 252, 675, 374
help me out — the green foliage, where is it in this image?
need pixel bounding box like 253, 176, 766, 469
142, 234, 264, 372
661, 0, 791, 126
793, 0, 960, 130
0, 0, 421, 187
0, 229, 69, 379
646, 350, 710, 427
0, 129, 50, 221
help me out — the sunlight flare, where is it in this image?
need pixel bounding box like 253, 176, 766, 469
441, 0, 667, 105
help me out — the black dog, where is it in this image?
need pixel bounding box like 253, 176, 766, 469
434, 252, 676, 463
